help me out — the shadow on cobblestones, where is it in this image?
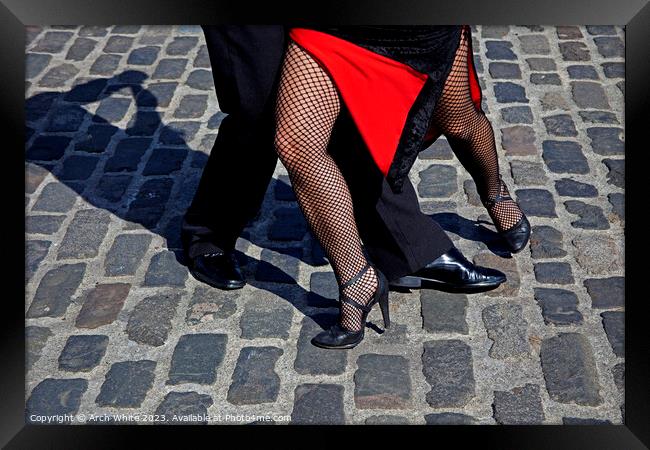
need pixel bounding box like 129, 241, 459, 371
24, 70, 356, 332
25, 71, 206, 265
430, 212, 513, 256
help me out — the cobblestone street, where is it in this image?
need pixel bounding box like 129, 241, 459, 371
24, 25, 624, 424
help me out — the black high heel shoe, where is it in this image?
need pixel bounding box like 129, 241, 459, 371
481, 178, 531, 253
311, 263, 389, 350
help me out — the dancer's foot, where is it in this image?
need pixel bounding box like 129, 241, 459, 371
188, 251, 245, 290
312, 264, 389, 349
481, 177, 530, 253
389, 246, 506, 293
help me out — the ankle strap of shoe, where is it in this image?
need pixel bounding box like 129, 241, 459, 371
339, 263, 372, 292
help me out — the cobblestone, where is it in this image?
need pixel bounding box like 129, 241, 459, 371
422, 340, 475, 407
354, 354, 412, 409
58, 335, 109, 371
540, 333, 602, 405
534, 288, 584, 325
482, 303, 530, 358
421, 290, 468, 334
95, 360, 157, 407
227, 346, 283, 404
167, 334, 227, 384
493, 384, 545, 424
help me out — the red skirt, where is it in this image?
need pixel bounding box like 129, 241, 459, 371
289, 26, 483, 178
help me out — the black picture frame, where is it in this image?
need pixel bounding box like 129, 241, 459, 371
2, 0, 647, 447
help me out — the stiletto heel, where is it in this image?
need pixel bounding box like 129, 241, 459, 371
311, 263, 389, 349
378, 287, 390, 328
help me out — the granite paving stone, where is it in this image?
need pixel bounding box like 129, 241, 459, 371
167, 334, 228, 385
473, 252, 520, 297
422, 340, 475, 407
510, 160, 549, 185
559, 41, 590, 61
66, 38, 98, 61
227, 346, 283, 404
586, 127, 624, 156
572, 234, 623, 275
534, 262, 575, 284
501, 105, 533, 124
32, 31, 74, 53
542, 141, 589, 174
564, 200, 610, 230
493, 384, 545, 424
126, 291, 182, 346
25, 53, 52, 79
482, 303, 530, 358
421, 290, 468, 334
95, 174, 133, 203
127, 46, 160, 65
26, 240, 51, 281
571, 81, 610, 109
608, 193, 624, 222
186, 286, 238, 324
530, 73, 561, 85
601, 311, 624, 357
95, 360, 157, 407
526, 57, 556, 71
354, 354, 411, 409
612, 363, 624, 392
103, 35, 134, 53
27, 136, 72, 161
155, 392, 214, 424
418, 164, 458, 197
567, 65, 598, 79
27, 263, 86, 318
494, 82, 528, 103
26, 379, 88, 423
420, 138, 454, 160
534, 288, 584, 325
602, 62, 624, 78
366, 415, 410, 425
239, 291, 294, 339
516, 189, 557, 217
26, 326, 53, 370
291, 384, 345, 425
166, 36, 199, 55
554, 179, 598, 197
602, 158, 624, 188
58, 335, 109, 371
424, 413, 478, 425
57, 209, 111, 259
543, 115, 578, 137
501, 125, 536, 155
75, 283, 131, 328
593, 37, 624, 58
584, 277, 624, 309
579, 111, 619, 124
540, 333, 602, 405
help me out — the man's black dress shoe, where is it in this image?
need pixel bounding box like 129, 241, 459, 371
188, 252, 245, 290
390, 246, 506, 293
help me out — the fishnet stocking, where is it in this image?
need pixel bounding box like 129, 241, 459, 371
429, 31, 524, 231
274, 41, 377, 332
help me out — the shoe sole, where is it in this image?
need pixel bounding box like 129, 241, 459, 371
310, 338, 362, 350
389, 276, 504, 293
189, 268, 245, 290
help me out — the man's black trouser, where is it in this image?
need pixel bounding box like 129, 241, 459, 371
181, 25, 453, 280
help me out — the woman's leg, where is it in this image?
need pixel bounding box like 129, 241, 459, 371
274, 42, 377, 332
429, 32, 524, 232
